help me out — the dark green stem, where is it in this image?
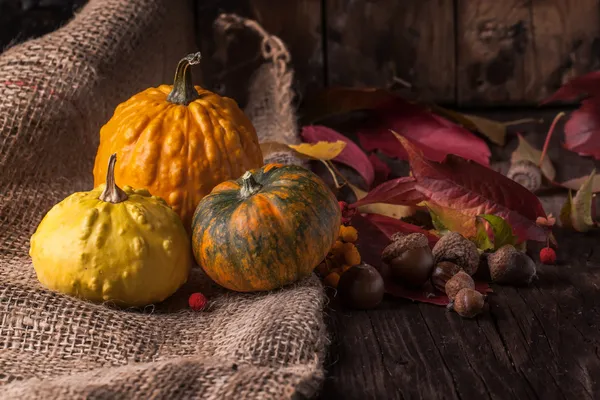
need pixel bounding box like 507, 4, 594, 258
166, 52, 202, 105
240, 171, 262, 199
99, 153, 128, 204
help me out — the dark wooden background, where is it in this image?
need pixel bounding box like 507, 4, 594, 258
196, 0, 600, 107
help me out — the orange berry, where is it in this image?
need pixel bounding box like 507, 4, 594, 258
331, 240, 344, 254
339, 225, 358, 243
343, 242, 361, 266
330, 240, 346, 265
324, 272, 341, 288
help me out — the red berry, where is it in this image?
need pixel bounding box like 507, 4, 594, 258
539, 247, 556, 265
339, 201, 357, 225
188, 292, 208, 311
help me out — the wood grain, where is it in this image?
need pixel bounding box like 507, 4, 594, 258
195, 0, 322, 107
457, 0, 600, 105
531, 0, 600, 100
325, 0, 456, 103
456, 0, 535, 105
322, 230, 600, 399
320, 109, 600, 399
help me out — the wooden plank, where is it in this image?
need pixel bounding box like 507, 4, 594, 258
457, 0, 600, 106
322, 230, 600, 399
320, 109, 600, 399
531, 0, 600, 100
195, 0, 322, 107
456, 0, 535, 106
325, 0, 456, 103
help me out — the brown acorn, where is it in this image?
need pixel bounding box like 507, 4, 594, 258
337, 263, 385, 310
445, 271, 475, 301
432, 232, 479, 275
381, 233, 434, 288
487, 244, 537, 285
451, 288, 485, 318
431, 261, 461, 292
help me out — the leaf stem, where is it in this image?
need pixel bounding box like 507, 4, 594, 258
503, 118, 543, 127
539, 112, 566, 168
320, 160, 346, 189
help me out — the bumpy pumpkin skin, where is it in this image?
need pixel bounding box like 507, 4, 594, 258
93, 84, 264, 231
29, 184, 192, 307
191, 164, 341, 292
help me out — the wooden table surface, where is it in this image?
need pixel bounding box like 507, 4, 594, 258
317, 109, 600, 400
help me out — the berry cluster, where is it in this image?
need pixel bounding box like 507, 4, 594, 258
315, 225, 361, 289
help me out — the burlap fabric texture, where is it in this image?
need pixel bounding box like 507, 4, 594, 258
0, 1, 327, 399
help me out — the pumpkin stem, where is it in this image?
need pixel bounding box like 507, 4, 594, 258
167, 52, 202, 106
240, 171, 263, 199
99, 154, 128, 204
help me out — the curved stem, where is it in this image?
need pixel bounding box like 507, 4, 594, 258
240, 171, 263, 199
166, 52, 202, 105
99, 154, 128, 204
539, 112, 565, 167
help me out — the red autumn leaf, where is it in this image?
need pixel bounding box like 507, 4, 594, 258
350, 176, 425, 208
542, 72, 600, 160
542, 71, 600, 104
384, 280, 493, 307
300, 87, 398, 123
397, 135, 549, 243
357, 99, 491, 166
561, 100, 600, 159
368, 153, 391, 186
363, 213, 439, 247
302, 125, 375, 187
352, 214, 489, 307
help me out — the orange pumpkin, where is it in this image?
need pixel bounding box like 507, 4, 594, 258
191, 164, 341, 292
93, 53, 264, 230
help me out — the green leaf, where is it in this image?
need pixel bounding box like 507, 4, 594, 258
474, 217, 494, 251
428, 207, 450, 236
511, 134, 556, 182
559, 190, 574, 229
478, 214, 518, 249
571, 169, 596, 232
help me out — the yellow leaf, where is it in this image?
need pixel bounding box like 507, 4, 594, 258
348, 183, 416, 219
571, 169, 596, 232
511, 135, 556, 182
289, 141, 346, 160
426, 202, 477, 238
428, 104, 538, 146
462, 114, 508, 146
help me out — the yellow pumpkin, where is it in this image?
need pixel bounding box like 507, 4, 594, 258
30, 154, 192, 307
93, 52, 264, 231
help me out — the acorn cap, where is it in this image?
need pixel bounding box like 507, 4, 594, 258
382, 233, 429, 263
432, 232, 479, 275
487, 244, 537, 285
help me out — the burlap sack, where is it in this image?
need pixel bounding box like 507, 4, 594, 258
0, 1, 326, 399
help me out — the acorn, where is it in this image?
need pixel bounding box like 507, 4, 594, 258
445, 271, 475, 301
432, 232, 479, 275
431, 261, 461, 293
487, 244, 537, 285
507, 160, 542, 193
451, 288, 485, 318
381, 233, 434, 288
337, 263, 385, 310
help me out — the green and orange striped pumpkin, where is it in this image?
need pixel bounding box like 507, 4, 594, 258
191, 163, 341, 292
